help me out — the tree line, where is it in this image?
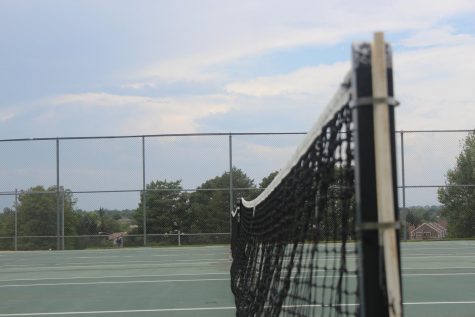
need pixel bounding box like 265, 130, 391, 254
132, 167, 265, 236
0, 168, 275, 250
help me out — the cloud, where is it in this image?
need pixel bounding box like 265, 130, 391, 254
45, 92, 169, 108
41, 92, 232, 134
4, 0, 475, 138
120, 82, 157, 90
0, 110, 15, 123
400, 27, 475, 47
136, 27, 347, 81
395, 42, 475, 130
218, 34, 475, 131
33, 28, 473, 136
127, 0, 475, 85
225, 62, 349, 97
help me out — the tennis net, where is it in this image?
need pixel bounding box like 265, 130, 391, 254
230, 34, 402, 317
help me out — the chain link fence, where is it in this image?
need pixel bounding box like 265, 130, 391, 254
0, 130, 473, 250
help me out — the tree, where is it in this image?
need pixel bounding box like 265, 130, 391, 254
188, 167, 256, 234
405, 205, 441, 223
259, 170, 279, 189
0, 207, 15, 235
134, 180, 188, 234
96, 207, 123, 233
437, 131, 475, 238
16, 186, 78, 249
0, 208, 16, 250
405, 210, 422, 227
74, 211, 99, 236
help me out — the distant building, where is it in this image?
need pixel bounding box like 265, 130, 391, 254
410, 222, 447, 240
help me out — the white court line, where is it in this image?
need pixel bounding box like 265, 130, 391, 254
0, 260, 229, 271
405, 301, 475, 305
3, 254, 471, 270
1, 257, 230, 268
403, 267, 475, 270
404, 253, 475, 256
0, 258, 230, 268
1, 302, 475, 316
0, 272, 229, 283
0, 278, 230, 288
404, 273, 475, 277
0, 246, 229, 256
74, 257, 229, 265
404, 255, 475, 258
402, 247, 475, 251
2, 272, 474, 288
73, 255, 137, 259
70, 253, 225, 259
2, 245, 228, 252
151, 253, 226, 257
0, 307, 236, 316
293, 272, 475, 278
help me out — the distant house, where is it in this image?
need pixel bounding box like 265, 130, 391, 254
410, 222, 447, 240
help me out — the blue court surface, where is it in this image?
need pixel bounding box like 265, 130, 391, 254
0, 241, 474, 316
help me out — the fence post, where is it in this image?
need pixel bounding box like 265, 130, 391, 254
14, 189, 18, 251
56, 138, 61, 251
142, 136, 147, 247
61, 189, 65, 250
400, 131, 407, 240
229, 134, 233, 238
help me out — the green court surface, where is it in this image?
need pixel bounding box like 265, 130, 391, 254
0, 241, 474, 316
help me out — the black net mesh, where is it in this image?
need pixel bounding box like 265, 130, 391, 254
231, 103, 358, 316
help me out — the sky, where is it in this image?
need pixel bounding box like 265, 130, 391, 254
1, 0, 475, 209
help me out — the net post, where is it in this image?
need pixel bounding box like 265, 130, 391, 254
351, 32, 403, 317
372, 32, 402, 317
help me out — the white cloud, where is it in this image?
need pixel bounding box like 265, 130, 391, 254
42, 92, 232, 134
400, 27, 475, 47
120, 96, 232, 134
38, 32, 474, 135
5, 0, 475, 137
45, 92, 168, 108
395, 43, 475, 130
0, 110, 15, 123
120, 82, 157, 90
129, 0, 475, 84
221, 37, 475, 131
225, 62, 349, 97
137, 27, 348, 82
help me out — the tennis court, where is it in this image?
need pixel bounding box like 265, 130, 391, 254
0, 246, 235, 317
0, 240, 474, 316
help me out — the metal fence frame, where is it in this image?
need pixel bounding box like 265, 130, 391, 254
1, 129, 474, 250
